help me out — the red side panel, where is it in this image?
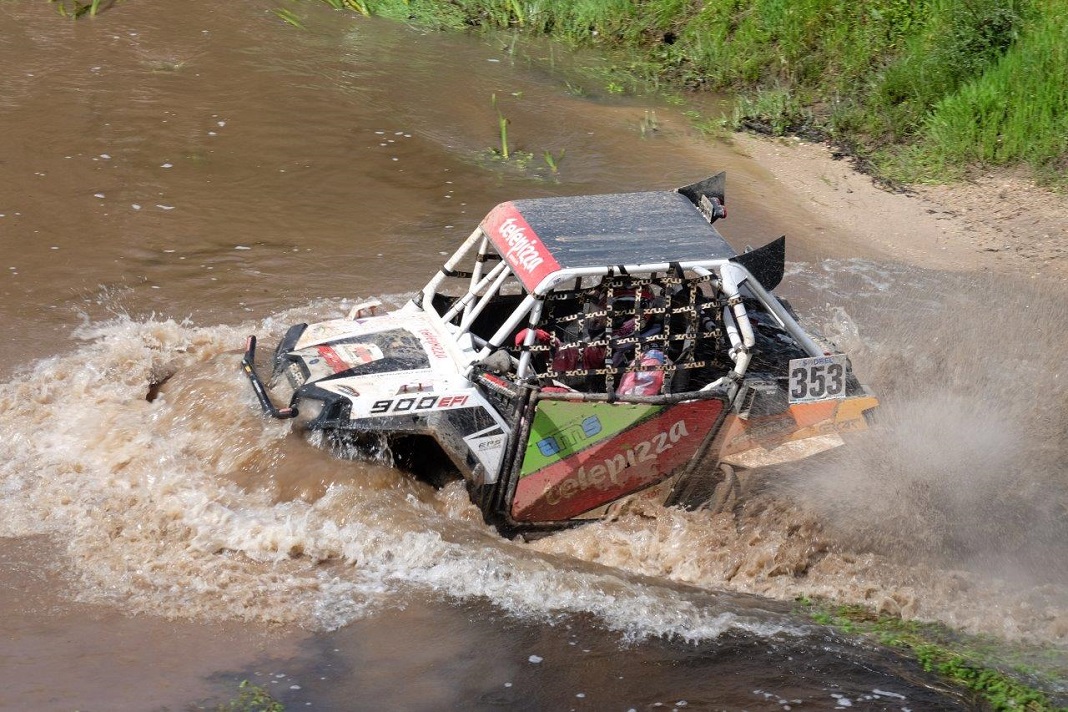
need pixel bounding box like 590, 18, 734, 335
481, 202, 562, 292
511, 399, 724, 522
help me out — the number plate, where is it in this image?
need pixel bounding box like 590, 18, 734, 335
788, 355, 848, 403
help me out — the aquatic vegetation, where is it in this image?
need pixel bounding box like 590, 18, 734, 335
49, 0, 107, 18
491, 93, 510, 160
638, 110, 659, 138
216, 680, 285, 712
542, 149, 564, 173
273, 7, 305, 28
484, 95, 562, 179
798, 599, 1067, 711
320, 0, 370, 14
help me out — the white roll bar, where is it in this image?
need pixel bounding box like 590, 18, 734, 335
421, 227, 484, 312
441, 260, 509, 324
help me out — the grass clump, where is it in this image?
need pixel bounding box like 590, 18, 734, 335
919, 9, 1068, 180
798, 598, 1067, 711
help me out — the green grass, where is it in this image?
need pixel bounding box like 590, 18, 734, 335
798, 598, 1068, 711
919, 9, 1068, 180
323, 0, 1065, 185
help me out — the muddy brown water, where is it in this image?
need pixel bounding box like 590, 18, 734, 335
1, 1, 1065, 710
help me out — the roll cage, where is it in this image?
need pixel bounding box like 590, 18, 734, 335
413, 229, 826, 401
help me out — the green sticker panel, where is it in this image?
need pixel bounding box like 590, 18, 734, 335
521, 400, 661, 476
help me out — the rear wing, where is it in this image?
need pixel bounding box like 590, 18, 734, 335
676, 172, 727, 223
677, 173, 785, 292
732, 235, 785, 291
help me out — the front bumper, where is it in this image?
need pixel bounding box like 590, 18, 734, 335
241, 335, 299, 420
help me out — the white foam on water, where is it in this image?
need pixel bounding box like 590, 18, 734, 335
0, 312, 796, 643
531, 261, 1068, 645
7, 263, 1062, 647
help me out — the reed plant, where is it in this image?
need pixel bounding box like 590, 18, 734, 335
320, 0, 371, 14
543, 149, 564, 173
491, 93, 510, 159
274, 7, 305, 28
50, 0, 107, 18
639, 110, 659, 137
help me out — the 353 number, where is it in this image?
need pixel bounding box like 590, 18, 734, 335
788, 356, 847, 402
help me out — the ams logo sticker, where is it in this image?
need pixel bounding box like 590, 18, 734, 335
536, 416, 602, 457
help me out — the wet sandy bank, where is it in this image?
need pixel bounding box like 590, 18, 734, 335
733, 134, 1068, 282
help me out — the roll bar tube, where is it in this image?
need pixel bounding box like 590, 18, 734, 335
476, 293, 539, 362
441, 259, 509, 324
421, 227, 484, 311
459, 262, 513, 333
462, 234, 492, 323
742, 272, 825, 357
514, 298, 544, 379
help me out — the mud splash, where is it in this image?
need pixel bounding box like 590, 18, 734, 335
0, 307, 801, 642
535, 262, 1068, 644
798, 260, 1067, 576
2, 271, 1065, 649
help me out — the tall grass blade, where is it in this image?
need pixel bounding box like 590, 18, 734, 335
273, 8, 305, 29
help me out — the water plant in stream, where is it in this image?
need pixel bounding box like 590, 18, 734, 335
542, 149, 564, 174
273, 7, 305, 29
483, 94, 557, 178
491, 93, 510, 160
320, 0, 370, 15
639, 110, 660, 138
215, 680, 285, 712
49, 0, 108, 18
797, 598, 1067, 711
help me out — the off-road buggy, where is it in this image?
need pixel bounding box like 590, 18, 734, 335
243, 174, 877, 535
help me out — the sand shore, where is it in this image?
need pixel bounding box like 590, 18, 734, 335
733, 134, 1068, 283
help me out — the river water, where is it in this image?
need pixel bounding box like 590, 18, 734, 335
1, 1, 1065, 710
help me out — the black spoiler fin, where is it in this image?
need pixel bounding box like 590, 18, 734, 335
731, 235, 786, 290
676, 172, 726, 223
